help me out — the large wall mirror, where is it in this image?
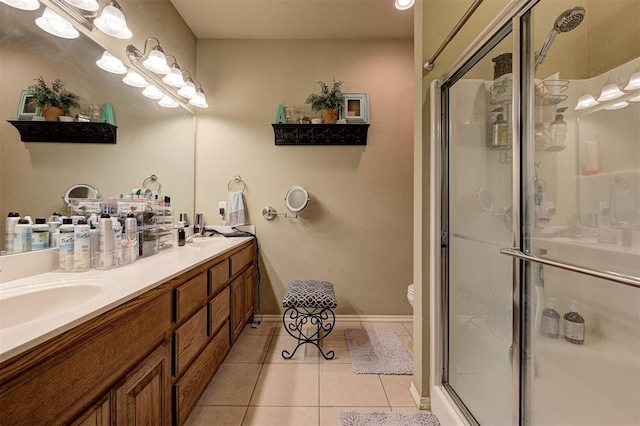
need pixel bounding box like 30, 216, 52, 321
0, 3, 195, 254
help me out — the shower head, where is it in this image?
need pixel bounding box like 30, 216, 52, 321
535, 6, 585, 69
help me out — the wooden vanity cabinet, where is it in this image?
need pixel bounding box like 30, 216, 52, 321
0, 239, 255, 426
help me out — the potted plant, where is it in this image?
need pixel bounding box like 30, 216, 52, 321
27, 76, 81, 121
305, 79, 345, 124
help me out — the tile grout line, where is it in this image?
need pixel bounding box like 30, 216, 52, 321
239, 326, 275, 425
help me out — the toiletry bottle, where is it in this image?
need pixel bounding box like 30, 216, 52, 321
584, 140, 600, 176
5, 211, 20, 254
178, 221, 186, 246
548, 107, 567, 150
90, 222, 98, 268
564, 301, 585, 345
491, 109, 509, 148
541, 297, 560, 338
13, 218, 32, 253
111, 217, 122, 267
48, 213, 62, 248
74, 219, 91, 271
31, 218, 50, 251
124, 213, 138, 263
98, 213, 113, 269
59, 218, 75, 271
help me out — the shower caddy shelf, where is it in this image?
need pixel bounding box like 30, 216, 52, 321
272, 123, 369, 145
7, 121, 117, 144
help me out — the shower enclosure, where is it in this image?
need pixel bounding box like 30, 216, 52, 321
432, 1, 640, 424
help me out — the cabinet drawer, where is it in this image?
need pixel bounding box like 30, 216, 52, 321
209, 259, 229, 295
175, 272, 207, 323
174, 322, 230, 426
173, 307, 208, 377
209, 286, 230, 336
230, 244, 253, 277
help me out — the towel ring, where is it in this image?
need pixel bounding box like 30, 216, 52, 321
228, 175, 246, 193
142, 174, 162, 193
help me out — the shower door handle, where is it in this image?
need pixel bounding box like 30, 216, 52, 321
500, 248, 640, 290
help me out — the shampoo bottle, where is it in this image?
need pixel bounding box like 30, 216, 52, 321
31, 218, 50, 251
5, 211, 20, 254
491, 109, 509, 148
564, 301, 585, 345
13, 218, 32, 253
541, 297, 560, 338
59, 218, 75, 271
74, 219, 91, 271
548, 107, 567, 150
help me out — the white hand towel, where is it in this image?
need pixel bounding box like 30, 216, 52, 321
228, 191, 246, 226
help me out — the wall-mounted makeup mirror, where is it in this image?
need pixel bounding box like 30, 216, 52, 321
63, 183, 100, 206
262, 186, 311, 220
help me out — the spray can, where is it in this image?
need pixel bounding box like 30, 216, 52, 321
32, 218, 50, 251
74, 219, 91, 271
59, 218, 75, 271
5, 211, 20, 254
124, 213, 138, 264
111, 217, 122, 267
13, 218, 32, 253
48, 213, 62, 248
98, 214, 113, 269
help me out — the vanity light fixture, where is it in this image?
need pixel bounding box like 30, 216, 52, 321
597, 77, 624, 102
122, 69, 149, 88
188, 83, 208, 108
62, 0, 99, 12
96, 50, 127, 74
394, 0, 414, 10
604, 100, 629, 110
35, 7, 80, 39
623, 68, 640, 91
94, 0, 132, 39
0, 0, 39, 11
141, 84, 163, 100
158, 95, 179, 108
162, 56, 186, 88
574, 93, 599, 110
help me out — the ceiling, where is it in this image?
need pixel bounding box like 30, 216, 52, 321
168, 0, 414, 40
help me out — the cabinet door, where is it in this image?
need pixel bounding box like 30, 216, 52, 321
230, 277, 244, 342
243, 266, 255, 323
114, 343, 170, 425
71, 395, 111, 426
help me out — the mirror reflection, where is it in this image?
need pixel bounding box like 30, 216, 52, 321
0, 3, 195, 254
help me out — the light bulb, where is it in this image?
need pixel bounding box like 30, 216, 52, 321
122, 69, 148, 88
177, 79, 197, 99
158, 95, 179, 108
35, 7, 79, 39
394, 0, 414, 10
188, 90, 208, 108
142, 85, 163, 100
574, 93, 599, 110
162, 65, 186, 88
0, 0, 39, 11
96, 50, 127, 74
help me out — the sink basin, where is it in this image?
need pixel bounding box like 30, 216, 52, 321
0, 279, 115, 330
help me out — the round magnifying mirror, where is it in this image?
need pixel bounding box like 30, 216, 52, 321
63, 183, 101, 205
285, 186, 310, 213
476, 187, 493, 213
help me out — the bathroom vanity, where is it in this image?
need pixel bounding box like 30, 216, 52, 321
0, 237, 255, 425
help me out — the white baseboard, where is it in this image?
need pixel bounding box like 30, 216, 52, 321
257, 314, 412, 323
410, 382, 432, 411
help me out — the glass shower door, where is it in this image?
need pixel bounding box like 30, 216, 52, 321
442, 31, 514, 425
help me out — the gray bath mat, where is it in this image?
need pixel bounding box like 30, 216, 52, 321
338, 411, 440, 426
344, 328, 413, 375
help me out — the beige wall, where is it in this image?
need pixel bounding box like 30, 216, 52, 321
194, 39, 414, 316
0, 0, 196, 250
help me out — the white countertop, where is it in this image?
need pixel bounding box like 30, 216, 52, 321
0, 236, 252, 363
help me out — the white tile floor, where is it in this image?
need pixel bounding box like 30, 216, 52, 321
185, 321, 423, 426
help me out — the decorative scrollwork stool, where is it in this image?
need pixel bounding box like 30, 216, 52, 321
281, 280, 337, 360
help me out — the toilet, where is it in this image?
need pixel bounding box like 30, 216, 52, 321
407, 284, 415, 308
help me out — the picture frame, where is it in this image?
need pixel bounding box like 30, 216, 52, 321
17, 89, 41, 120
342, 93, 368, 123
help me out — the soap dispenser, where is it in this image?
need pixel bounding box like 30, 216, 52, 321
490, 107, 509, 148
541, 297, 560, 338
563, 300, 585, 345
548, 107, 568, 151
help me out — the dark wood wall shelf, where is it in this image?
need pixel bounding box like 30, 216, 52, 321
7, 121, 117, 144
272, 123, 369, 146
